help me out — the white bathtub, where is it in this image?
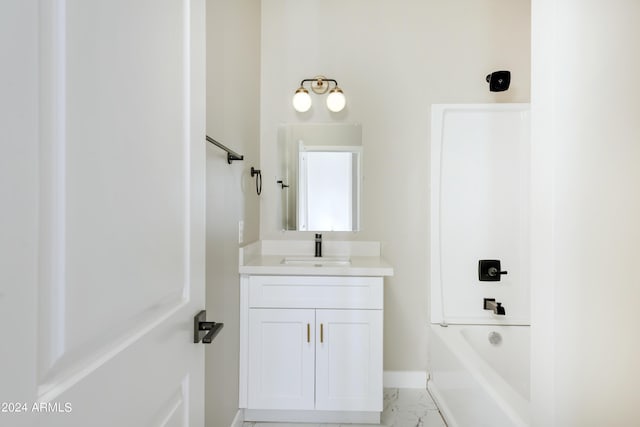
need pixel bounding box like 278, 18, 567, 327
427, 324, 530, 427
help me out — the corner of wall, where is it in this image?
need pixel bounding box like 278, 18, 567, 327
205, 0, 261, 426
229, 409, 244, 427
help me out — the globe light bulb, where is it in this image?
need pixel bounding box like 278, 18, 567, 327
326, 87, 346, 112
292, 87, 312, 112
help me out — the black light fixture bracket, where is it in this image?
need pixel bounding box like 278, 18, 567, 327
299, 76, 339, 94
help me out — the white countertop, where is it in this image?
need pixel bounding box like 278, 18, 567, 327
239, 240, 394, 277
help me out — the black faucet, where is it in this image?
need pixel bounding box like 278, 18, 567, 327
315, 233, 322, 257
483, 298, 506, 315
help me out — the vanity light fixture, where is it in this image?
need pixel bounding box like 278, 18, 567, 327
292, 76, 346, 113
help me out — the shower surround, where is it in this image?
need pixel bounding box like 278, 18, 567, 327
428, 104, 531, 427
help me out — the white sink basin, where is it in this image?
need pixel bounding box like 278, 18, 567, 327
281, 256, 351, 266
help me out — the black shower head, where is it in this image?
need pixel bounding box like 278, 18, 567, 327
486, 70, 511, 92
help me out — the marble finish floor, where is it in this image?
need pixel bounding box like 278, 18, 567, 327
242, 388, 447, 427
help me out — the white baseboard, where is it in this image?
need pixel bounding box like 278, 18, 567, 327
230, 409, 244, 427
383, 371, 428, 389
244, 409, 379, 424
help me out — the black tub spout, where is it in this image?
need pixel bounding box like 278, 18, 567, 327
483, 298, 506, 315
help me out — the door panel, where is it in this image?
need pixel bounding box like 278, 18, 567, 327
248, 309, 315, 410
1, 0, 206, 425
39, 0, 192, 394
315, 310, 383, 412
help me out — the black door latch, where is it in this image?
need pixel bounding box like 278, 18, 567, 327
194, 310, 224, 344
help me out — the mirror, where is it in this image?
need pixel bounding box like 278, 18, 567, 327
277, 123, 362, 231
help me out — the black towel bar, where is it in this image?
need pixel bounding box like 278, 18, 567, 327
206, 135, 244, 164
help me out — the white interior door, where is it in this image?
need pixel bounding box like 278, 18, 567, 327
1, 1, 206, 426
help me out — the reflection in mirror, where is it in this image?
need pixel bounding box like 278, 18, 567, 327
277, 124, 362, 231
299, 147, 361, 231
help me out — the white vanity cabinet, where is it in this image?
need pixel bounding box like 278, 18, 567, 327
247, 308, 316, 410
314, 309, 383, 411
240, 274, 384, 424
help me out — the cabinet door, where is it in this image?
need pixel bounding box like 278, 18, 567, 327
315, 309, 383, 411
248, 309, 315, 410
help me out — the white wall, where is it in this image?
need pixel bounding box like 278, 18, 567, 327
205, 1, 260, 426
531, 1, 640, 425
260, 0, 530, 372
